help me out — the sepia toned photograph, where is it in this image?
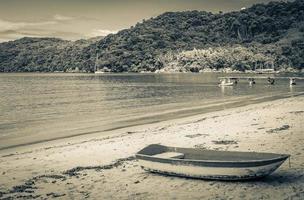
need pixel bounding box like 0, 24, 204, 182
0, 0, 303, 199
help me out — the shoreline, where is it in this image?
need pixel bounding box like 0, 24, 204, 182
1, 91, 303, 152
1, 95, 304, 199
0, 70, 303, 74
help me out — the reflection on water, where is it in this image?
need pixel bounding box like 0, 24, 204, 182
0, 73, 303, 149
290, 84, 295, 94
220, 85, 233, 96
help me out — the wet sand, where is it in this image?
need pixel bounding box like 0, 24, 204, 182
0, 96, 304, 199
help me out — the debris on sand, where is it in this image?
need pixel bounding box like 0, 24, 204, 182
185, 133, 209, 138
194, 144, 208, 149
212, 140, 238, 145
289, 111, 304, 115
46, 192, 66, 198
64, 156, 135, 176
194, 117, 207, 123
11, 181, 37, 193
267, 125, 290, 133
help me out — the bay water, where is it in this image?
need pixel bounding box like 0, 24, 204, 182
0, 73, 303, 150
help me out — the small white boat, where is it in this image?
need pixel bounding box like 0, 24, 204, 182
136, 144, 289, 180
218, 78, 234, 87
290, 78, 296, 85
219, 82, 234, 86
94, 52, 107, 74
94, 70, 105, 74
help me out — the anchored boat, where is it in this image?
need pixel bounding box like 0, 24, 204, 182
218, 78, 234, 86
136, 144, 289, 180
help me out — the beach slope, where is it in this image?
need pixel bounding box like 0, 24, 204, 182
1, 96, 304, 199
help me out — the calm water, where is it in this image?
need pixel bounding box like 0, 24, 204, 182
0, 73, 303, 149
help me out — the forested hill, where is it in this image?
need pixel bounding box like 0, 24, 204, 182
1, 0, 304, 73
0, 37, 103, 72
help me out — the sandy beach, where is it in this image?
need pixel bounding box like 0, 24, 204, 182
0, 95, 304, 200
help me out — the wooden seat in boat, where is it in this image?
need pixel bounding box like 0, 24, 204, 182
152, 152, 185, 159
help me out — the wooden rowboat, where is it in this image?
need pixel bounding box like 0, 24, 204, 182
136, 144, 289, 180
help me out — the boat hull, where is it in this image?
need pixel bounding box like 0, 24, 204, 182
218, 83, 234, 87
136, 144, 289, 180
138, 159, 285, 180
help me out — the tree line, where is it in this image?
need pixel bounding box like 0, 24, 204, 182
0, 0, 303, 72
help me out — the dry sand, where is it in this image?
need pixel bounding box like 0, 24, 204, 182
0, 96, 304, 200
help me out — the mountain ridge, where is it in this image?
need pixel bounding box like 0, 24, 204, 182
0, 0, 303, 72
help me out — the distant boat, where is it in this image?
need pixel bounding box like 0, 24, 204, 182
94, 52, 105, 74
256, 68, 275, 74
218, 78, 234, 86
94, 70, 105, 74
290, 78, 296, 85
255, 61, 279, 74
136, 144, 289, 180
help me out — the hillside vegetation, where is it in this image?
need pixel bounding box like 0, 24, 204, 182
0, 0, 304, 72
0, 37, 102, 72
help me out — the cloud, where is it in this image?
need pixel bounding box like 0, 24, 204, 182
0, 14, 75, 33
0, 19, 59, 42
0, 19, 56, 32
0, 28, 84, 42
0, 16, 120, 42
0, 16, 78, 42
88, 29, 118, 37
0, 29, 43, 42
53, 14, 74, 21
0, 30, 41, 42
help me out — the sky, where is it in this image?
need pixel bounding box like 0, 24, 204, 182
0, 0, 284, 42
